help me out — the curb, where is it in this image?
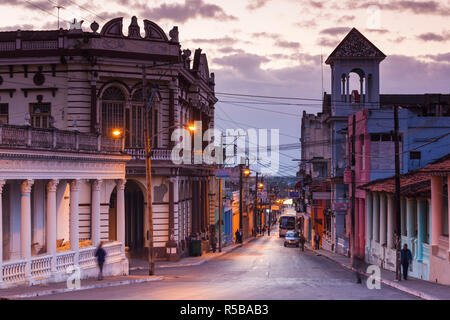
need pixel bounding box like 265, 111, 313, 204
307, 246, 439, 300
1, 276, 164, 300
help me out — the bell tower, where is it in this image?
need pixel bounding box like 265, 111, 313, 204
325, 28, 386, 116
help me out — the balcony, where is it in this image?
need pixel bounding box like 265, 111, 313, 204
0, 124, 122, 153
125, 148, 172, 161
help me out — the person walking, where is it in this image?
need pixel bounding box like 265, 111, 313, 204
210, 233, 217, 253
95, 242, 107, 281
299, 233, 306, 252
235, 229, 240, 244
401, 243, 413, 280
314, 233, 320, 250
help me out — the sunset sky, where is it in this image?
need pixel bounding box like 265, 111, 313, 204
1, 0, 449, 175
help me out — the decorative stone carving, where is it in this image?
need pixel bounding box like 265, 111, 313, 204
143, 19, 168, 41
70, 179, 81, 191
169, 26, 179, 42
128, 16, 141, 39
90, 21, 99, 33
329, 28, 385, 60
0, 180, 5, 193
21, 179, 34, 194
92, 179, 103, 191
116, 179, 126, 190
46, 179, 59, 193
33, 66, 45, 86
154, 181, 168, 202
69, 18, 84, 30
100, 17, 124, 37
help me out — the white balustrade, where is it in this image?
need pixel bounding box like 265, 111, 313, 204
56, 251, 75, 273
2, 260, 27, 283
0, 124, 123, 153
104, 241, 123, 263
30, 255, 53, 278
78, 247, 97, 268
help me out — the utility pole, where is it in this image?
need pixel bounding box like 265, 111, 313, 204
143, 65, 155, 275
351, 114, 356, 269
254, 172, 259, 236
239, 164, 244, 231
218, 177, 223, 253
394, 105, 402, 281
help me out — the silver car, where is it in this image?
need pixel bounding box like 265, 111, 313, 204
284, 231, 300, 247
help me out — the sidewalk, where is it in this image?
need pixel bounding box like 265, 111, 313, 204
130, 237, 257, 271
0, 236, 257, 300
0, 275, 164, 300
306, 243, 450, 300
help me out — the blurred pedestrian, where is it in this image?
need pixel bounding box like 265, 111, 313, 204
401, 243, 413, 280
268, 226, 271, 236
299, 233, 306, 252
210, 233, 217, 253
235, 229, 240, 244
95, 242, 106, 281
314, 233, 320, 250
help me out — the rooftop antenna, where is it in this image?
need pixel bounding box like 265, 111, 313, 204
320, 49, 324, 100
55, 5, 63, 29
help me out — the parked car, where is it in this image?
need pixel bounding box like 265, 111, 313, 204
284, 231, 300, 247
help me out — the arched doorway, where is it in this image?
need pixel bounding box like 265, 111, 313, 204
125, 180, 145, 256
108, 187, 117, 241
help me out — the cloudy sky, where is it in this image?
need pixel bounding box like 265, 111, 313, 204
1, 0, 449, 176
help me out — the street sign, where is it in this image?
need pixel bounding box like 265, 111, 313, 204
288, 191, 299, 197
216, 168, 231, 178
312, 192, 331, 200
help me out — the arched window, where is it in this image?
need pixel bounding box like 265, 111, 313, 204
101, 86, 126, 137
129, 88, 159, 148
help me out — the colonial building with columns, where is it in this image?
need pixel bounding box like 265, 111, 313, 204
360, 154, 450, 284
0, 16, 217, 287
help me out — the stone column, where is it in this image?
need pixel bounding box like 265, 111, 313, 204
0, 180, 5, 283
448, 176, 450, 257
428, 198, 432, 245
46, 179, 59, 273
116, 179, 126, 253
91, 180, 102, 247
431, 176, 443, 248
366, 192, 373, 244
346, 75, 350, 102
401, 197, 407, 236
379, 193, 387, 245
417, 198, 427, 261
372, 192, 379, 242
365, 75, 369, 104
21, 179, 34, 277
70, 179, 80, 263
406, 198, 416, 239
354, 197, 360, 256
359, 198, 365, 257
387, 194, 394, 249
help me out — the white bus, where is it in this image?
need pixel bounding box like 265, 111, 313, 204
278, 214, 298, 237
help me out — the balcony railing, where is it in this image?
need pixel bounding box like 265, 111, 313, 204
0, 124, 123, 153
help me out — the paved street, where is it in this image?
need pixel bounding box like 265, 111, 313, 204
29, 228, 416, 300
